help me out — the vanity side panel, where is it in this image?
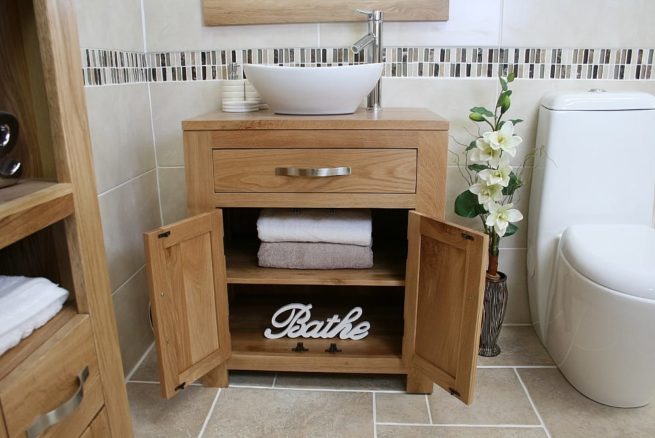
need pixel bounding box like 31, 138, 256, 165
185, 131, 215, 215
416, 130, 446, 219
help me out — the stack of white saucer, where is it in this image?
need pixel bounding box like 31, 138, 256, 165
221, 79, 262, 113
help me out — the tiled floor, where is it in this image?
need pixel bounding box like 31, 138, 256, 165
126, 326, 655, 437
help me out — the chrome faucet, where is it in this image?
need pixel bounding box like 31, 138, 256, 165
351, 9, 384, 112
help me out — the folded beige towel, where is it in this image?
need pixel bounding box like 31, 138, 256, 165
258, 242, 373, 269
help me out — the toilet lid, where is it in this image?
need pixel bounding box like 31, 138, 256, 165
560, 224, 655, 299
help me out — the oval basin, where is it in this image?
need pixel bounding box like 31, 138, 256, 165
243, 63, 383, 115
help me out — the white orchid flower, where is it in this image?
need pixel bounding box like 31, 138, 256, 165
469, 181, 504, 210
482, 121, 523, 157
485, 202, 523, 237
469, 137, 505, 167
479, 163, 513, 187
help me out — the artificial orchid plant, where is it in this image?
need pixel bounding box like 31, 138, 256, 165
454, 73, 526, 280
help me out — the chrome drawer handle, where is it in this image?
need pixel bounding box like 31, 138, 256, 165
27, 366, 89, 438
275, 166, 351, 177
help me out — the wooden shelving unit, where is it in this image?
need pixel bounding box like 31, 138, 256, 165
0, 181, 73, 248
0, 0, 133, 435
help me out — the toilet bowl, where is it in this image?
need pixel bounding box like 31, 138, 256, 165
545, 224, 655, 408
527, 91, 655, 408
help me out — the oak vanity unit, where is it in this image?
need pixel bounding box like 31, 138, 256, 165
145, 109, 488, 405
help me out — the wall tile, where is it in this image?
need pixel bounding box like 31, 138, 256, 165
149, 81, 221, 166
112, 268, 153, 374
98, 171, 161, 291
142, 0, 318, 52
499, 248, 530, 324
158, 167, 187, 224
502, 0, 655, 48
73, 0, 144, 51
85, 84, 156, 193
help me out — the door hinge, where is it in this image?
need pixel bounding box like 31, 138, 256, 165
158, 230, 171, 239
461, 233, 474, 241
449, 387, 461, 397
175, 382, 186, 391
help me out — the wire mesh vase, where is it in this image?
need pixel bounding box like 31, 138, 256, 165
479, 272, 508, 357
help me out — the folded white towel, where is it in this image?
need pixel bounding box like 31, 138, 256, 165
257, 209, 372, 247
0, 276, 69, 356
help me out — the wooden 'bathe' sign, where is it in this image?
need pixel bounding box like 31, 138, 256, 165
264, 303, 370, 340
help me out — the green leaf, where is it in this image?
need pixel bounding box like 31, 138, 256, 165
510, 118, 524, 125
469, 112, 486, 122
470, 106, 494, 117
454, 190, 486, 218
499, 76, 508, 91
507, 71, 516, 82
504, 223, 518, 237
467, 164, 487, 172
502, 172, 523, 196
466, 140, 477, 151
500, 93, 511, 114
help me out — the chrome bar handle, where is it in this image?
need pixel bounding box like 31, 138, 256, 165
275, 167, 351, 177
27, 367, 89, 438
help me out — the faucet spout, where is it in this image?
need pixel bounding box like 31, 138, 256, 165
351, 33, 376, 54
351, 9, 384, 112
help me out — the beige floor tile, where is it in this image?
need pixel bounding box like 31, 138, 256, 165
127, 382, 217, 438
130, 348, 275, 387
478, 326, 554, 366
274, 372, 405, 391
518, 368, 655, 438
376, 393, 430, 424
429, 369, 539, 425
378, 425, 547, 437
204, 387, 373, 438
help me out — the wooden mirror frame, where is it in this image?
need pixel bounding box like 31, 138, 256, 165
203, 0, 449, 26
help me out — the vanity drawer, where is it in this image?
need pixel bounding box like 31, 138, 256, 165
0, 316, 103, 438
212, 149, 417, 193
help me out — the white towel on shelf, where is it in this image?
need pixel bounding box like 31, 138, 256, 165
257, 208, 372, 247
0, 276, 69, 356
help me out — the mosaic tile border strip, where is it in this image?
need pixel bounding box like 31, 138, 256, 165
82, 47, 655, 86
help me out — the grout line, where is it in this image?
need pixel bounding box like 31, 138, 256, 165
197, 388, 222, 438
111, 265, 146, 297
498, 0, 505, 47
145, 80, 164, 226
128, 380, 159, 385
425, 394, 433, 424
372, 392, 378, 438
97, 168, 157, 198
228, 383, 277, 390
375, 422, 543, 428
514, 367, 552, 438
124, 341, 154, 382
271, 373, 278, 388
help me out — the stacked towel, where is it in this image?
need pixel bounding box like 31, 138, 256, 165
257, 209, 373, 269
0, 276, 69, 356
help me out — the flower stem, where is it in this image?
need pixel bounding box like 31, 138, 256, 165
487, 233, 500, 278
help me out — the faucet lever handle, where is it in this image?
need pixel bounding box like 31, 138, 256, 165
354, 9, 383, 20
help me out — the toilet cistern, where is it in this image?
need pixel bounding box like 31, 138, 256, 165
351, 9, 383, 112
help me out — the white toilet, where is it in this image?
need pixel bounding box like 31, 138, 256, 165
527, 91, 655, 408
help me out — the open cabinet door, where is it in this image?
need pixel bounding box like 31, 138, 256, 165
144, 211, 231, 399
404, 211, 488, 404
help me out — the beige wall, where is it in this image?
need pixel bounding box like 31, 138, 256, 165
76, 0, 655, 374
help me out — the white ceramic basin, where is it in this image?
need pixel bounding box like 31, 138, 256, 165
243, 63, 384, 115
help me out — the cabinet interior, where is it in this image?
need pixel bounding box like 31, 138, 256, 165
222, 208, 409, 358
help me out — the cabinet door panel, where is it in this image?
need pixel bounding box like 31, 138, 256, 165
144, 211, 230, 399
404, 211, 487, 404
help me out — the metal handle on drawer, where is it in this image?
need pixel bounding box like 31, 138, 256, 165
275, 166, 351, 177
27, 366, 89, 438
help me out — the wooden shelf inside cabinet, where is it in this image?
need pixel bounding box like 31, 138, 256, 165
0, 181, 74, 249
0, 305, 76, 381
226, 246, 405, 286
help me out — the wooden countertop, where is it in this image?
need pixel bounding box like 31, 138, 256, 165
182, 108, 448, 131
